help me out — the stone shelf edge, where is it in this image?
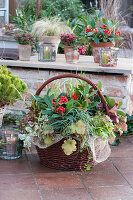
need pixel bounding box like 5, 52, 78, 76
0, 54, 133, 75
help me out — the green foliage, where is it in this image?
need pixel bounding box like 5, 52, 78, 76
124, 114, 133, 134
75, 8, 122, 45
2, 113, 22, 126
10, 7, 34, 32
0, 65, 27, 106
22, 0, 86, 22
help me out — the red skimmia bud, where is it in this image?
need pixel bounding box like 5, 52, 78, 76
115, 31, 121, 36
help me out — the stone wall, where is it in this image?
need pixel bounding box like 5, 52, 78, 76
6, 67, 133, 116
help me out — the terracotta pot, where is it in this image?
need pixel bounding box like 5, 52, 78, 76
41, 36, 60, 54
64, 46, 79, 64
90, 42, 115, 63
18, 44, 32, 61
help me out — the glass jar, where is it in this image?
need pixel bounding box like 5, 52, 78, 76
99, 47, 119, 67
0, 125, 23, 159
38, 43, 56, 62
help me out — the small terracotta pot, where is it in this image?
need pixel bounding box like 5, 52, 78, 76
90, 42, 115, 63
64, 46, 79, 64
18, 44, 32, 61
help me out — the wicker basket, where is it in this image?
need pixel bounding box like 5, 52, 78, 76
35, 74, 110, 171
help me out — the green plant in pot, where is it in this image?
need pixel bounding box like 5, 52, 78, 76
0, 65, 27, 127
31, 17, 72, 53
14, 31, 36, 61
76, 8, 122, 63
60, 33, 86, 63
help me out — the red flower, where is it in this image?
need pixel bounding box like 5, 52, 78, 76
94, 93, 97, 96
56, 106, 65, 114
82, 84, 86, 87
94, 28, 98, 33
52, 101, 55, 107
115, 31, 121, 36
79, 105, 82, 109
107, 30, 112, 36
89, 91, 94, 95
102, 25, 107, 29
72, 94, 77, 100
86, 28, 92, 33
115, 102, 118, 106
104, 29, 108, 34
58, 96, 68, 104
100, 89, 102, 92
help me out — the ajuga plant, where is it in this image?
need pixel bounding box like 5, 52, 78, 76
0, 65, 27, 107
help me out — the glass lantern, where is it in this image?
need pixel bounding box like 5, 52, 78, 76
99, 47, 119, 67
0, 125, 23, 160
38, 44, 56, 62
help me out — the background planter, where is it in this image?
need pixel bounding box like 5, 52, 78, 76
0, 106, 5, 128
41, 36, 60, 54
64, 46, 79, 64
0, 125, 23, 160
90, 42, 115, 63
18, 44, 32, 61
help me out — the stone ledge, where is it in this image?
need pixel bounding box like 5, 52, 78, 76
0, 54, 133, 75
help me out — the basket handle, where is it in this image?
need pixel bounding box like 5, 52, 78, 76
35, 73, 109, 116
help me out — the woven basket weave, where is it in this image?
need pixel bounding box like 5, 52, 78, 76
35, 74, 110, 171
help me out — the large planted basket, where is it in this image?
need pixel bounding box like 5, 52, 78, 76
35, 74, 110, 171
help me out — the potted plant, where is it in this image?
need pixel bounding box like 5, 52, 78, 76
14, 32, 36, 61
76, 9, 122, 63
31, 17, 72, 53
0, 65, 27, 127
18, 74, 127, 171
61, 33, 86, 63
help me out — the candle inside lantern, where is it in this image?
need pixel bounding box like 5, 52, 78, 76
6, 135, 17, 156
102, 54, 109, 65
44, 47, 50, 59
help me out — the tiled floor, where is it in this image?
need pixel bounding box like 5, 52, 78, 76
0, 135, 133, 200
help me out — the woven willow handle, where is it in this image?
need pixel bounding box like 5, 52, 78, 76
35, 73, 109, 116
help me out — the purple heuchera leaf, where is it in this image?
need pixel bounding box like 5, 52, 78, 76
109, 110, 118, 123
96, 104, 104, 109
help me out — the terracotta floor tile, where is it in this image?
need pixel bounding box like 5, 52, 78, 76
110, 157, 133, 171
0, 190, 40, 200
0, 156, 31, 174
79, 171, 128, 187
110, 143, 133, 157
88, 186, 133, 200
0, 174, 37, 190
41, 188, 91, 200
122, 171, 133, 187
91, 160, 117, 172
35, 172, 83, 189
127, 135, 133, 144
28, 154, 62, 173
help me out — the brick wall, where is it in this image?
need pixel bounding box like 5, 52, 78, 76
6, 67, 133, 116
